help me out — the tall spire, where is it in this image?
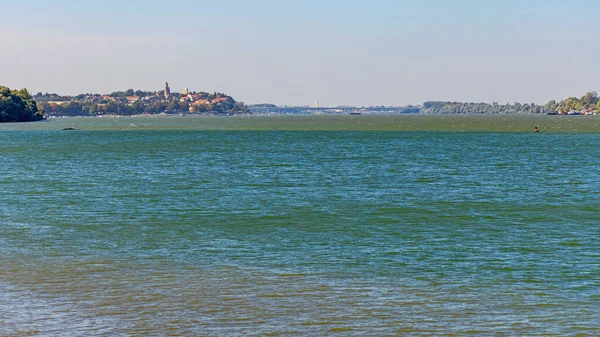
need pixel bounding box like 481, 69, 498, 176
164, 82, 171, 99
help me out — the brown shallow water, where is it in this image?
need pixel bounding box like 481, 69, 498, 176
1, 114, 600, 132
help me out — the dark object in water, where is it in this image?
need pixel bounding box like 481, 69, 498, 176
62, 127, 76, 131
533, 126, 539, 132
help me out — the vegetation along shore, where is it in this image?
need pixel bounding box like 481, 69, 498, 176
0, 86, 45, 122
1, 82, 599, 123
35, 82, 249, 117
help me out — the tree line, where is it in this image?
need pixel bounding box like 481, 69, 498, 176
37, 99, 248, 116
35, 90, 249, 116
421, 92, 600, 114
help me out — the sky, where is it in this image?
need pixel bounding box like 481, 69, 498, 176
1, 0, 599, 106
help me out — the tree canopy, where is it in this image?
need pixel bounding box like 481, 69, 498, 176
421, 92, 600, 114
0, 86, 45, 123
551, 92, 599, 113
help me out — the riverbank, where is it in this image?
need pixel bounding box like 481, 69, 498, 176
1, 114, 600, 132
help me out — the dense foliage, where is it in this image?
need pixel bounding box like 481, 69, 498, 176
421, 101, 548, 114
548, 91, 600, 113
421, 92, 600, 114
0, 86, 45, 122
36, 89, 249, 117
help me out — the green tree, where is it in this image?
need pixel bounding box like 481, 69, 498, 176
0, 86, 44, 122
580, 92, 598, 106
167, 100, 179, 111
543, 100, 557, 113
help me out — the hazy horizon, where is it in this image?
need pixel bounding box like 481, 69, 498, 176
1, 0, 599, 106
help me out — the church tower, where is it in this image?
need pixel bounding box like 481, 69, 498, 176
164, 82, 171, 99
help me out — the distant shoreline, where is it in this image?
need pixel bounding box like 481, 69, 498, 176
44, 112, 600, 119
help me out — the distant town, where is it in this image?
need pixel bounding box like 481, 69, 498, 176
35, 82, 249, 117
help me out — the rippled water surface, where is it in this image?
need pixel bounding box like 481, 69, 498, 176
1, 120, 599, 335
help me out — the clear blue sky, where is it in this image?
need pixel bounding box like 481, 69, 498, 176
1, 0, 598, 106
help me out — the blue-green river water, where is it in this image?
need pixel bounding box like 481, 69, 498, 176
1, 124, 599, 335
